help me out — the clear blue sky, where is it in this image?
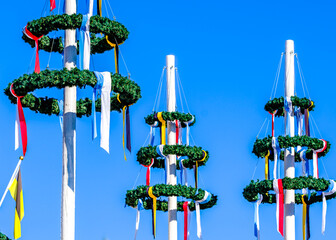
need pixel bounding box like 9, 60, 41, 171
1, 0, 336, 239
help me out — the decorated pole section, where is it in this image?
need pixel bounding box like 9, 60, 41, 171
166, 55, 178, 240
284, 40, 295, 240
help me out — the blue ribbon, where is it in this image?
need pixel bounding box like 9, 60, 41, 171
284, 98, 293, 136
92, 72, 104, 140
137, 199, 144, 210
79, 14, 90, 70
254, 194, 262, 239
157, 145, 168, 184
179, 156, 189, 185
58, 100, 63, 133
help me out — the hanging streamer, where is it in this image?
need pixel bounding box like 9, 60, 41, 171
284, 97, 293, 136
179, 157, 188, 186
296, 108, 304, 136
273, 179, 284, 236
58, 100, 63, 133
254, 194, 263, 240
304, 100, 314, 137
91, 72, 104, 139
184, 116, 194, 146
272, 137, 280, 179
50, 0, 56, 11
149, 121, 159, 146
10, 85, 27, 156
148, 187, 157, 239
269, 110, 277, 137
195, 190, 211, 239
265, 150, 270, 180
106, 36, 123, 74
142, 158, 154, 186
157, 112, 166, 145
117, 94, 132, 160
312, 139, 327, 179
194, 150, 207, 189
176, 120, 180, 144
183, 201, 190, 240
300, 148, 311, 240
157, 145, 168, 184
97, 0, 102, 16
322, 180, 336, 234
23, 26, 43, 74
134, 199, 144, 240
79, 14, 91, 70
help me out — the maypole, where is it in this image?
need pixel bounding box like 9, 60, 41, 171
61, 0, 77, 239
284, 40, 295, 240
166, 55, 178, 240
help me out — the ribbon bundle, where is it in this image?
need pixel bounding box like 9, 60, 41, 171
194, 150, 207, 189
148, 187, 157, 238
23, 26, 43, 74
273, 179, 284, 236
157, 145, 168, 184
254, 194, 263, 240
184, 116, 194, 146
312, 139, 327, 179
157, 112, 166, 145
117, 94, 132, 160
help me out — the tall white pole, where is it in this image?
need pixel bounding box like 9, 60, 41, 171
61, 0, 77, 239
284, 40, 295, 240
166, 55, 178, 240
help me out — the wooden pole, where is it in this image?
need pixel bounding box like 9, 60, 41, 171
61, 0, 77, 239
166, 55, 178, 240
284, 39, 295, 240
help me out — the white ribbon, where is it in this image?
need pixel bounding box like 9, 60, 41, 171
299, 148, 308, 177
179, 157, 188, 186
184, 115, 194, 146
157, 145, 168, 184
272, 137, 280, 179
79, 14, 91, 70
58, 100, 64, 133
312, 139, 327, 179
149, 121, 159, 146
254, 194, 263, 240
322, 180, 336, 234
14, 102, 19, 150
195, 190, 211, 239
284, 97, 293, 136
296, 108, 304, 137
134, 199, 144, 240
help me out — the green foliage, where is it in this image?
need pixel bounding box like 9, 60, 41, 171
137, 145, 209, 169
4, 68, 141, 117
243, 176, 335, 204
145, 112, 195, 128
22, 14, 129, 54
125, 184, 217, 211
264, 96, 315, 116
0, 233, 11, 240
252, 135, 330, 161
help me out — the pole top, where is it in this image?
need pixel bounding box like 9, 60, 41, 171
285, 40, 294, 53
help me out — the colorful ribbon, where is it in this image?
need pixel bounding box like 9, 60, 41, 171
302, 195, 307, 240
97, 0, 102, 16
304, 101, 313, 136
300, 148, 311, 239
105, 36, 123, 74
157, 145, 168, 184
184, 115, 194, 146
148, 187, 157, 238
23, 26, 43, 73
195, 190, 211, 238
265, 150, 270, 180
134, 199, 144, 240
58, 100, 63, 133
284, 97, 293, 136
312, 139, 327, 179
117, 94, 132, 160
10, 85, 27, 156
157, 112, 166, 145
194, 150, 207, 189
50, 0, 56, 11
269, 110, 277, 137
79, 14, 91, 70
254, 194, 263, 240
176, 120, 180, 144
296, 108, 304, 136
92, 72, 104, 140
272, 137, 280, 179
273, 179, 284, 236
179, 157, 188, 186
322, 180, 336, 234
142, 158, 154, 186
183, 201, 190, 240
149, 121, 159, 146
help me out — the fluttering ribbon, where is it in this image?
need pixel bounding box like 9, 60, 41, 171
142, 158, 154, 186
184, 115, 194, 146
302, 195, 307, 240
79, 14, 91, 70
194, 150, 207, 189
23, 26, 43, 73
284, 97, 293, 136
117, 94, 132, 160
148, 187, 157, 239
10, 85, 27, 156
304, 101, 314, 136
183, 201, 190, 240
149, 121, 159, 146
176, 120, 180, 144
97, 0, 102, 16
265, 150, 270, 180
254, 194, 263, 240
134, 199, 144, 240
157, 112, 166, 145
312, 139, 327, 179
269, 110, 277, 137
50, 0, 56, 11
195, 190, 211, 239
299, 149, 309, 177
322, 180, 336, 234
157, 145, 168, 184
272, 137, 280, 179
296, 108, 304, 136
58, 100, 63, 133
273, 179, 284, 236
93, 72, 111, 153
91, 72, 104, 139
179, 157, 188, 186
300, 148, 311, 240
105, 36, 123, 74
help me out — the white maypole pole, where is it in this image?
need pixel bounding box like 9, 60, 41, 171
284, 40, 295, 240
166, 55, 178, 240
61, 0, 77, 239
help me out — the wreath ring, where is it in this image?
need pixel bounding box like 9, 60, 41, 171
145, 112, 196, 128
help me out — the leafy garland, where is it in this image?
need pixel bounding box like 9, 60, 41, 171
125, 184, 217, 212
145, 112, 196, 128
0, 233, 10, 240
137, 145, 209, 169
4, 68, 141, 117
243, 176, 336, 204
252, 135, 330, 161
22, 14, 129, 54
264, 96, 314, 117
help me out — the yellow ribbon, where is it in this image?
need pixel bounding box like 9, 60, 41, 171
302, 195, 307, 240
307, 101, 314, 118
195, 150, 207, 189
265, 150, 270, 180
97, 0, 102, 16
117, 94, 132, 161
157, 112, 166, 145
148, 187, 157, 238
105, 36, 123, 74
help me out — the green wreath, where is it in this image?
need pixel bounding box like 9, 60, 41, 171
0, 233, 11, 240
125, 184, 217, 212
264, 96, 314, 117
4, 68, 141, 117
23, 14, 129, 54
137, 145, 209, 169
145, 112, 195, 128
252, 135, 330, 160
243, 176, 335, 204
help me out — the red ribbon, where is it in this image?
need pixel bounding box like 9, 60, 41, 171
276, 179, 284, 236
50, 0, 56, 11
176, 120, 179, 144
183, 201, 189, 240
269, 110, 277, 137
314, 139, 327, 179
10, 84, 27, 156
142, 158, 154, 186
23, 26, 43, 73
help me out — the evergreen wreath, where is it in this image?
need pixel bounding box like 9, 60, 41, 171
145, 112, 195, 127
